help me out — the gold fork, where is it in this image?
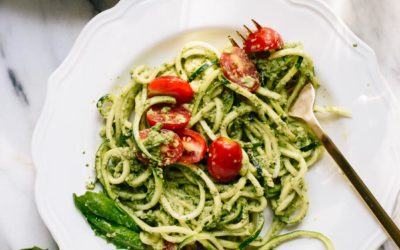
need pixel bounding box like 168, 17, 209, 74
228, 19, 262, 47
290, 83, 400, 247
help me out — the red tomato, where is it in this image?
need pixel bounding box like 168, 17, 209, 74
220, 46, 260, 92
244, 26, 284, 53
177, 129, 207, 164
207, 137, 243, 182
148, 76, 194, 104
163, 241, 176, 250
146, 105, 191, 131
137, 129, 183, 166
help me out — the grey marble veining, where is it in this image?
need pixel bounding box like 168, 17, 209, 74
338, 0, 400, 98
6, 68, 29, 105
0, 0, 399, 249
0, 1, 98, 249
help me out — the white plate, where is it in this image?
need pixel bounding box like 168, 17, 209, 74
32, 0, 400, 249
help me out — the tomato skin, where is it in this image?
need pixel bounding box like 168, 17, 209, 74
220, 47, 260, 92
244, 27, 284, 53
207, 137, 243, 182
177, 129, 207, 164
163, 241, 176, 250
146, 105, 191, 131
148, 76, 194, 104
137, 129, 183, 166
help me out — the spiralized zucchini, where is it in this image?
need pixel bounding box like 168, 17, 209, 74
95, 41, 334, 249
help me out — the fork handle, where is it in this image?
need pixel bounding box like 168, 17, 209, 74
308, 117, 400, 247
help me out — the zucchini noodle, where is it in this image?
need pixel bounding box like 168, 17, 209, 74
94, 41, 333, 249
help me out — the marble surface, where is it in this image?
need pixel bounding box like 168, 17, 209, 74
0, 0, 399, 249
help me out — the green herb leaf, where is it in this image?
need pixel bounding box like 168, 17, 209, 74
73, 192, 139, 232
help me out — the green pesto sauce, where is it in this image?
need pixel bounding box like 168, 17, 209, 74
143, 126, 174, 149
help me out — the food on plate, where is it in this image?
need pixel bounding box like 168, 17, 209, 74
74, 192, 144, 249
207, 137, 243, 183
177, 129, 207, 164
243, 23, 284, 52
146, 105, 191, 131
74, 22, 335, 250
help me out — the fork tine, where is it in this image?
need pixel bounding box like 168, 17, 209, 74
243, 25, 252, 34
236, 31, 246, 42
251, 19, 262, 30
228, 36, 239, 47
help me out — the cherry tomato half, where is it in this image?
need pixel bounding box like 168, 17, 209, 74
137, 128, 183, 166
177, 129, 207, 164
163, 241, 176, 250
207, 137, 243, 182
220, 46, 260, 92
148, 76, 194, 104
244, 26, 284, 53
146, 105, 191, 131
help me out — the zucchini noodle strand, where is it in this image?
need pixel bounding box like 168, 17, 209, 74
91, 40, 333, 250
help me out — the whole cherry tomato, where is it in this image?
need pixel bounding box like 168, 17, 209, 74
207, 137, 242, 182
244, 26, 284, 53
